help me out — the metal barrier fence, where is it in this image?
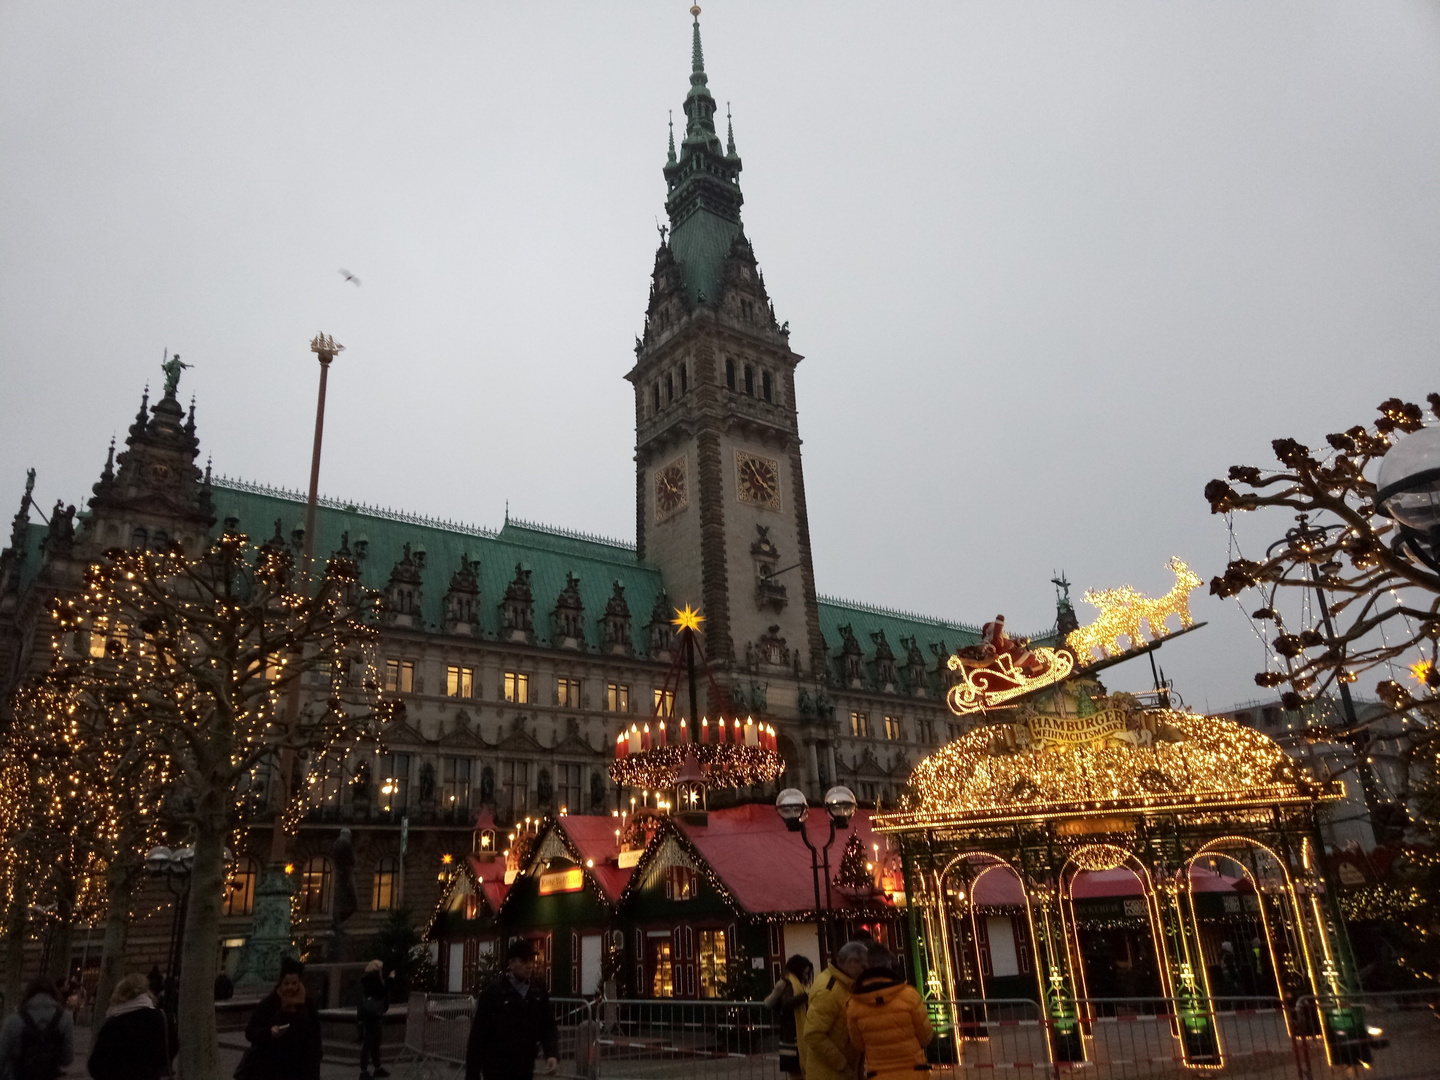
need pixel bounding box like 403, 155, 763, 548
394, 993, 595, 1080
1292, 989, 1440, 1080
394, 989, 1440, 1080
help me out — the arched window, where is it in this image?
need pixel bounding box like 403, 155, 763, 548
761, 371, 772, 402
743, 365, 754, 396
665, 373, 674, 403
223, 856, 259, 917
130, 528, 148, 549
725, 359, 735, 389
652, 384, 661, 413
372, 856, 399, 911
679, 363, 688, 393
151, 530, 169, 551
299, 856, 333, 915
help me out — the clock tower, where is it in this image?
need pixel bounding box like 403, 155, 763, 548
628, 11, 824, 695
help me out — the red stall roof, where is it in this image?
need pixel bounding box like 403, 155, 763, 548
557, 814, 637, 903
675, 803, 889, 915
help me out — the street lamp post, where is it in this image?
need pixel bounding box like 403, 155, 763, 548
1376, 423, 1440, 575
241, 334, 344, 988
775, 785, 857, 969
145, 845, 195, 1015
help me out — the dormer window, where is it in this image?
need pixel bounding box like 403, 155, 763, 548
743, 364, 754, 395
761, 371, 772, 402
725, 358, 735, 389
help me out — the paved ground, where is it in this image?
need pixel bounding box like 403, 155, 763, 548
63, 1022, 404, 1079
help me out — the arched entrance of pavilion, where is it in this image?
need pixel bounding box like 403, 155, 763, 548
880, 696, 1367, 1070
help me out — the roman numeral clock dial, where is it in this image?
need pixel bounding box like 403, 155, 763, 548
735, 450, 782, 510
654, 457, 688, 521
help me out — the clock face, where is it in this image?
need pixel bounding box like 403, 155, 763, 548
735, 450, 782, 510
654, 457, 688, 521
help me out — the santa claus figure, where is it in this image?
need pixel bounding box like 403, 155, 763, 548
979, 615, 1046, 678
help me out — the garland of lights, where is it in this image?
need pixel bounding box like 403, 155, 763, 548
608, 742, 783, 790
891, 707, 1330, 826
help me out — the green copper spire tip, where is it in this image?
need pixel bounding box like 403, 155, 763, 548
726, 102, 735, 156
690, 5, 704, 75
667, 110, 677, 164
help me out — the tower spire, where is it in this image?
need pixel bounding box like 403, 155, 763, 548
725, 102, 736, 157
667, 110, 676, 165
690, 5, 705, 78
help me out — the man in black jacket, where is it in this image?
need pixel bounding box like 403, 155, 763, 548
466, 939, 559, 1080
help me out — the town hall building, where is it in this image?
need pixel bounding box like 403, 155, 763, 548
0, 14, 1051, 963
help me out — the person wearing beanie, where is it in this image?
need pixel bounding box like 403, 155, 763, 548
86, 974, 172, 1080
239, 957, 323, 1080
465, 938, 559, 1080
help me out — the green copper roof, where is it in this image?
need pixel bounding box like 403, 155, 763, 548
207, 480, 665, 655
663, 13, 744, 305
818, 597, 982, 661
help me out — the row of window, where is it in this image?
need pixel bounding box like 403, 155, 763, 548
312, 752, 593, 817
220, 854, 401, 918
382, 661, 652, 713
649, 361, 691, 414
847, 711, 948, 743
723, 358, 775, 403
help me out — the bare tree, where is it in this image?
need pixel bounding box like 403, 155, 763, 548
1203, 393, 1440, 836
36, 528, 392, 1079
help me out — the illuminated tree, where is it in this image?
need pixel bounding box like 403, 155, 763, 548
38, 528, 390, 1080
1203, 393, 1440, 839
832, 833, 872, 892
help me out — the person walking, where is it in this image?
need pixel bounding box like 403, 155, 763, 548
465, 939, 559, 1080
0, 978, 75, 1080
845, 944, 933, 1080
86, 974, 172, 1080
357, 959, 391, 1080
237, 958, 324, 1080
765, 955, 813, 1080
803, 941, 869, 1080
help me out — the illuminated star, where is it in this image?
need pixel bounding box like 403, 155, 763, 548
441, 853, 453, 865
672, 605, 705, 633
1410, 659, 1434, 685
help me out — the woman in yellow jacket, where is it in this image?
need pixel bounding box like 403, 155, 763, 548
845, 948, 934, 1080
764, 955, 813, 1079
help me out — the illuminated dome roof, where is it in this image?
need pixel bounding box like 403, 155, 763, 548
899, 708, 1332, 826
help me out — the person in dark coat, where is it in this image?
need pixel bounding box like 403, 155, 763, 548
241, 958, 323, 1080
465, 939, 559, 1080
357, 959, 391, 1080
86, 974, 172, 1080
0, 978, 75, 1080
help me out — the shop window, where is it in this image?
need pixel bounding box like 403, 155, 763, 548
698, 929, 728, 999
649, 936, 674, 998
372, 856, 399, 911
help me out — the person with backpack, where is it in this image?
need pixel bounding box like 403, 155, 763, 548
0, 978, 75, 1080
86, 974, 172, 1080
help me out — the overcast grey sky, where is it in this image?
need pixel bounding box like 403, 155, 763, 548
3, 2, 1438, 711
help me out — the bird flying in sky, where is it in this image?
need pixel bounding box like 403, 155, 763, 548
339, 269, 361, 286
